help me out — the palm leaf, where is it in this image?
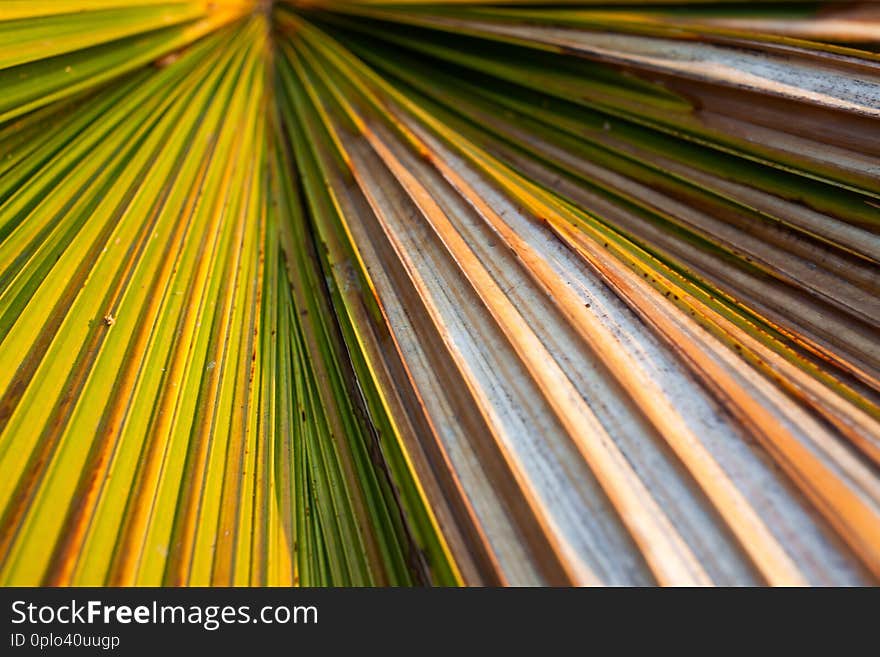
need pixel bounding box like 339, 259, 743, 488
0, 1, 878, 586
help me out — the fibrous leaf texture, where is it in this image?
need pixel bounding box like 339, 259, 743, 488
1, 0, 879, 586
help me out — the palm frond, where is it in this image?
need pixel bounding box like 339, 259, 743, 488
1, 1, 878, 585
